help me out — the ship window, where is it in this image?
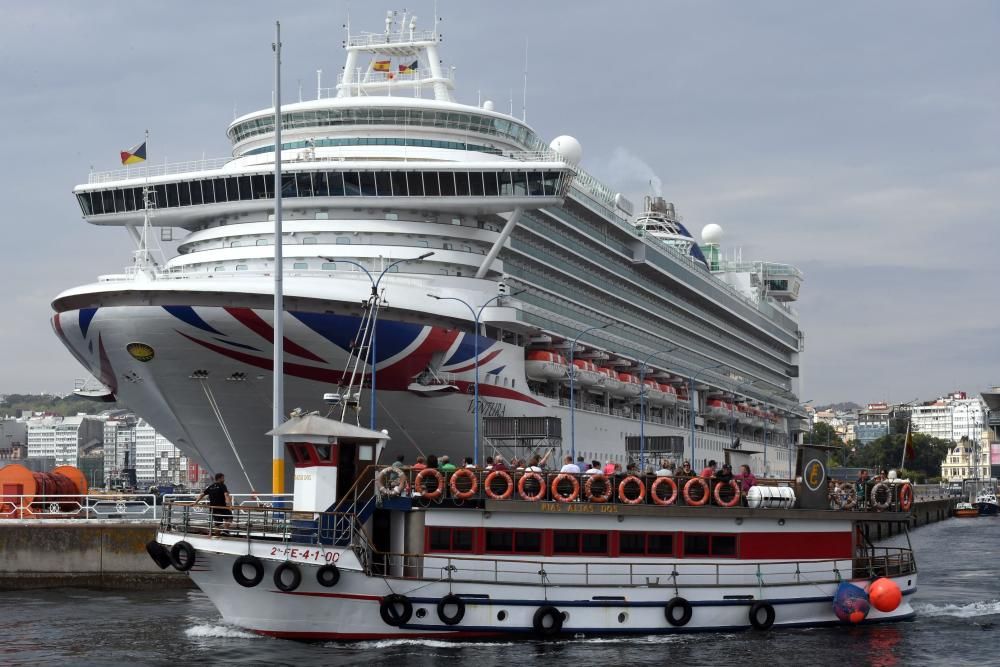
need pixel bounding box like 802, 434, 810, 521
485, 529, 513, 552
406, 172, 424, 197
328, 172, 346, 196
303, 237, 317, 245
462, 245, 471, 252
374, 171, 391, 196
313, 172, 330, 197
423, 172, 441, 197
344, 172, 361, 196
226, 177, 241, 201
166, 183, 179, 208
512, 172, 528, 196
416, 240, 429, 247
235, 264, 248, 271
113, 188, 126, 213
280, 173, 297, 198
483, 171, 499, 197
713, 535, 737, 557
178, 181, 191, 206
499, 172, 514, 196
77, 193, 92, 216
428, 527, 474, 553
359, 172, 377, 197
296, 172, 313, 197
293, 262, 308, 270
515, 530, 542, 554
552, 532, 579, 554
214, 266, 225, 271
455, 172, 470, 197
390, 171, 408, 197
451, 217, 462, 225
581, 533, 608, 554
527, 172, 543, 196
190, 181, 204, 206
443, 243, 452, 251
255, 239, 271, 246
543, 171, 560, 196
469, 171, 485, 197
202, 180, 216, 204
336, 237, 350, 245
683, 534, 710, 556
321, 262, 336, 270
250, 175, 267, 199
439, 172, 456, 197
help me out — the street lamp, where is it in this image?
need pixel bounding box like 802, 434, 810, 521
687, 363, 725, 468
728, 379, 761, 449
325, 252, 434, 429
427, 291, 519, 466
568, 322, 613, 459
637, 347, 678, 470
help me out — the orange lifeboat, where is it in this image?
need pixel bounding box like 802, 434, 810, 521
643, 379, 667, 405
525, 350, 569, 382
705, 398, 729, 418
618, 372, 642, 398
569, 359, 602, 387
659, 383, 678, 405
598, 367, 626, 396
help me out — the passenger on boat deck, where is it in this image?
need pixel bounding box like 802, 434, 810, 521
526, 453, 549, 473
560, 455, 581, 474
603, 460, 616, 475
493, 455, 509, 471
194, 473, 233, 535
484, 456, 494, 470
856, 469, 870, 507
585, 461, 602, 475
626, 462, 639, 475
576, 455, 586, 469
716, 463, 734, 483
677, 461, 693, 480
464, 456, 476, 468
701, 460, 718, 478
736, 464, 757, 494
412, 456, 427, 471
392, 454, 405, 469
655, 460, 673, 477
439, 455, 457, 472
426, 454, 439, 469
511, 457, 524, 470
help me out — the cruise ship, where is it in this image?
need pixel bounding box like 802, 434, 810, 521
52, 12, 807, 492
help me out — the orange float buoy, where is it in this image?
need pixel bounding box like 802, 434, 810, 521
849, 610, 867, 624
868, 577, 902, 612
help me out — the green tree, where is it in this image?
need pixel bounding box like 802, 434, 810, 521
843, 432, 950, 479
803, 422, 844, 447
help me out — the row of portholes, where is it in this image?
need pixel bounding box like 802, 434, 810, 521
410, 608, 629, 624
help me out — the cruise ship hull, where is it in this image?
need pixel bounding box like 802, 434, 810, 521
53, 298, 748, 492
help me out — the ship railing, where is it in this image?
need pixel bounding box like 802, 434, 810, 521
372, 466, 916, 513
363, 548, 915, 586
346, 29, 438, 47
88, 157, 233, 184
0, 493, 159, 521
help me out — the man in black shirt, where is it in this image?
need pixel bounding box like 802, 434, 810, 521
194, 473, 233, 534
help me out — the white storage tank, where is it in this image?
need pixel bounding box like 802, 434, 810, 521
746, 485, 796, 509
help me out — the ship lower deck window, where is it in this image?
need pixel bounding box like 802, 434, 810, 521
553, 531, 609, 556
293, 262, 308, 270
683, 533, 737, 558
619, 532, 675, 557
321, 262, 336, 270
484, 528, 542, 555
427, 527, 474, 553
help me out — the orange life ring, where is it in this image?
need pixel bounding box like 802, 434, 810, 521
448, 468, 479, 500
414, 468, 445, 501
517, 471, 546, 502
550, 474, 580, 503
484, 470, 514, 500
650, 477, 678, 506
617, 475, 646, 505
683, 477, 710, 506
898, 483, 913, 511
584, 474, 612, 503
713, 479, 741, 507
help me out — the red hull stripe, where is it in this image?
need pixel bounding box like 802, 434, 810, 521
446, 349, 503, 374
179, 331, 347, 384
225, 307, 326, 363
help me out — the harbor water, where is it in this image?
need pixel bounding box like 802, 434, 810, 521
1, 518, 996, 666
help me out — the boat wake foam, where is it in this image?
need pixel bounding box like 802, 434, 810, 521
913, 600, 1000, 618
185, 624, 261, 639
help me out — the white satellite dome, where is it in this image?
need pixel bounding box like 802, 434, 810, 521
483, 99, 494, 111
701, 223, 724, 245
549, 135, 582, 165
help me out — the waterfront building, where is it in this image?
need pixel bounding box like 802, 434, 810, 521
0, 418, 28, 459
940, 437, 991, 482
857, 403, 891, 444
980, 386, 1000, 479
910, 392, 985, 444
134, 418, 190, 487
25, 414, 104, 467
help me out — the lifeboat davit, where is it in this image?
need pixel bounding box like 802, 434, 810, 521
525, 350, 569, 382
598, 367, 626, 396
658, 383, 678, 405
643, 379, 667, 405
568, 359, 602, 387
618, 373, 642, 398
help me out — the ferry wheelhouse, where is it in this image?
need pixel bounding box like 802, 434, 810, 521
150, 414, 917, 640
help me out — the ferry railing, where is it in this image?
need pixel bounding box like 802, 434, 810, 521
374, 466, 916, 514
0, 493, 159, 521
88, 157, 232, 184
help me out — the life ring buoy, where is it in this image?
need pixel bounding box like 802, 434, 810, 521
898, 483, 913, 511
146, 540, 172, 570
379, 594, 413, 626
650, 477, 679, 506
713, 480, 741, 508
437, 593, 466, 625
830, 482, 857, 510
169, 541, 196, 572
273, 561, 301, 592
870, 482, 891, 511
316, 563, 340, 587
550, 473, 580, 503
532, 605, 564, 636
665, 597, 693, 626
449, 468, 479, 500
414, 468, 445, 501
683, 477, 710, 506
584, 473, 612, 503
749, 601, 775, 630
232, 554, 264, 588
517, 471, 546, 502
484, 470, 514, 500
376, 467, 409, 496
617, 475, 646, 504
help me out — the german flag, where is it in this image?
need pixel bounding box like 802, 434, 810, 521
120, 141, 147, 165
398, 60, 418, 74
373, 60, 391, 72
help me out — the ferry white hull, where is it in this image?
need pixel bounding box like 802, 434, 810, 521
53, 298, 779, 491
158, 533, 916, 639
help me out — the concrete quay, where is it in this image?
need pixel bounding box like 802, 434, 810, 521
0, 522, 191, 590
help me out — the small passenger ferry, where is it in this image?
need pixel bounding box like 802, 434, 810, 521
148, 414, 917, 640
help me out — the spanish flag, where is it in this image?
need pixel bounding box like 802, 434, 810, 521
120, 141, 147, 165
373, 60, 391, 72
398, 60, 418, 74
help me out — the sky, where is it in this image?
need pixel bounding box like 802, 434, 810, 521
0, 0, 997, 405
